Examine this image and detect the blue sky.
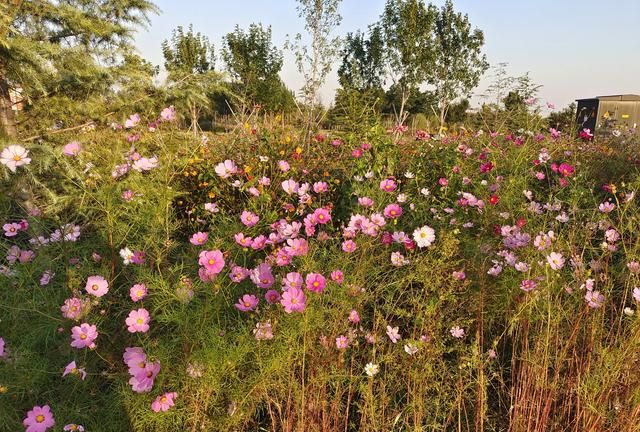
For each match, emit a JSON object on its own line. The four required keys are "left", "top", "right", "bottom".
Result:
{"left": 135, "top": 0, "right": 640, "bottom": 110}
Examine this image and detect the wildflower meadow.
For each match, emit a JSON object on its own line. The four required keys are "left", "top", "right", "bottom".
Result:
{"left": 2, "top": 0, "right": 640, "bottom": 431}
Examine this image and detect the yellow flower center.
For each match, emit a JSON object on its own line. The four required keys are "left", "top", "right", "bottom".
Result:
{"left": 136, "top": 318, "right": 144, "bottom": 324}
{"left": 13, "top": 155, "right": 22, "bottom": 161}
{"left": 80, "top": 334, "right": 87, "bottom": 340}
{"left": 313, "top": 282, "right": 319, "bottom": 287}
{"left": 36, "top": 414, "right": 45, "bottom": 423}
{"left": 92, "top": 284, "right": 99, "bottom": 291}
{"left": 208, "top": 259, "right": 215, "bottom": 265}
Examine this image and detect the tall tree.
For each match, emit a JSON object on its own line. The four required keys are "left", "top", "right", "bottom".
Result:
{"left": 162, "top": 25, "right": 221, "bottom": 134}
{"left": 287, "top": 0, "right": 343, "bottom": 141}
{"left": 0, "top": 0, "right": 157, "bottom": 138}
{"left": 222, "top": 24, "right": 292, "bottom": 112}
{"left": 380, "top": 0, "right": 438, "bottom": 131}
{"left": 337, "top": 26, "right": 384, "bottom": 92}
{"left": 430, "top": 0, "right": 488, "bottom": 130}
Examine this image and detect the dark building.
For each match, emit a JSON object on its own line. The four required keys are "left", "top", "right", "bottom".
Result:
{"left": 575, "top": 94, "right": 640, "bottom": 134}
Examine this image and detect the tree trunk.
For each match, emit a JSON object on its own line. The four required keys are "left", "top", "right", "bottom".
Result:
{"left": 0, "top": 76, "right": 18, "bottom": 138}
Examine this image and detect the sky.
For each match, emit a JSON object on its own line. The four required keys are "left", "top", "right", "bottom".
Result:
{"left": 134, "top": 0, "right": 640, "bottom": 111}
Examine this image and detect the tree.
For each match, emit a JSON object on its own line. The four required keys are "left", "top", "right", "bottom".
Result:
{"left": 221, "top": 24, "right": 292, "bottom": 112}
{"left": 547, "top": 103, "right": 576, "bottom": 133}
{"left": 380, "top": 0, "right": 437, "bottom": 131}
{"left": 0, "top": 0, "right": 158, "bottom": 138}
{"left": 337, "top": 26, "right": 385, "bottom": 92}
{"left": 430, "top": 0, "right": 488, "bottom": 130}
{"left": 287, "top": 0, "right": 343, "bottom": 141}
{"left": 162, "top": 25, "right": 222, "bottom": 134}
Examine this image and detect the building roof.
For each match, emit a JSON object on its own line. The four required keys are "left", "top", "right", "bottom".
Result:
{"left": 576, "top": 94, "right": 640, "bottom": 101}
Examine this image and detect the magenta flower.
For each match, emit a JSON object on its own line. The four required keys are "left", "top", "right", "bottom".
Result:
{"left": 126, "top": 308, "right": 150, "bottom": 333}
{"left": 313, "top": 181, "right": 328, "bottom": 193}
{"left": 85, "top": 275, "right": 109, "bottom": 297}
{"left": 520, "top": 279, "right": 537, "bottom": 292}
{"left": 265, "top": 290, "right": 281, "bottom": 304}
{"left": 336, "top": 335, "right": 349, "bottom": 349}
{"left": 234, "top": 233, "right": 253, "bottom": 248}
{"left": 190, "top": 232, "right": 208, "bottom": 245}
{"left": 330, "top": 270, "right": 344, "bottom": 284}
{"left": 23, "top": 405, "right": 55, "bottom": 432}
{"left": 281, "top": 286, "right": 306, "bottom": 313}
{"left": 240, "top": 210, "right": 259, "bottom": 227}
{"left": 312, "top": 207, "right": 331, "bottom": 224}
{"left": 234, "top": 294, "right": 259, "bottom": 312}
{"left": 129, "top": 284, "right": 148, "bottom": 302}
{"left": 0, "top": 337, "right": 5, "bottom": 357}
{"left": 250, "top": 263, "right": 274, "bottom": 289}
{"left": 285, "top": 238, "right": 309, "bottom": 256}
{"left": 342, "top": 240, "right": 357, "bottom": 253}
{"left": 62, "top": 141, "right": 82, "bottom": 157}
{"left": 558, "top": 163, "right": 575, "bottom": 177}
{"left": 198, "top": 250, "right": 225, "bottom": 274}
{"left": 380, "top": 179, "right": 397, "bottom": 192}
{"left": 70, "top": 323, "right": 98, "bottom": 349}
{"left": 229, "top": 265, "right": 250, "bottom": 283}
{"left": 306, "top": 273, "right": 326, "bottom": 293}
{"left": 151, "top": 392, "right": 177, "bottom": 412}
{"left": 383, "top": 203, "right": 403, "bottom": 219}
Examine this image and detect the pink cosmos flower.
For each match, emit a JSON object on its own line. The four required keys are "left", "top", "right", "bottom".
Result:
{"left": 281, "top": 286, "right": 306, "bottom": 313}
{"left": 633, "top": 287, "right": 640, "bottom": 303}
{"left": 198, "top": 250, "right": 225, "bottom": 274}
{"left": 598, "top": 202, "right": 615, "bottom": 213}
{"left": 129, "top": 284, "right": 148, "bottom": 302}
{"left": 282, "top": 272, "right": 304, "bottom": 290}
{"left": 330, "top": 270, "right": 344, "bottom": 284}
{"left": 151, "top": 392, "right": 177, "bottom": 412}
{"left": 3, "top": 222, "right": 21, "bottom": 237}
{"left": 229, "top": 265, "right": 250, "bottom": 283}
{"left": 160, "top": 105, "right": 176, "bottom": 121}
{"left": 61, "top": 298, "right": 85, "bottom": 320}
{"left": 123, "top": 346, "right": 147, "bottom": 373}
{"left": 62, "top": 360, "right": 87, "bottom": 380}
{"left": 253, "top": 321, "right": 274, "bottom": 340}
{"left": 336, "top": 335, "right": 349, "bottom": 349}
{"left": 450, "top": 326, "right": 465, "bottom": 338}
{"left": 250, "top": 263, "right": 275, "bottom": 288}
{"left": 313, "top": 182, "right": 328, "bottom": 193}
{"left": 284, "top": 238, "right": 309, "bottom": 256}
{"left": 312, "top": 207, "right": 331, "bottom": 224}
{"left": 342, "top": 240, "right": 357, "bottom": 253}
{"left": 547, "top": 252, "right": 565, "bottom": 270}
{"left": 585, "top": 289, "right": 605, "bottom": 308}
{"left": 214, "top": 160, "right": 238, "bottom": 178}
{"left": 70, "top": 323, "right": 98, "bottom": 349}
{"left": 358, "top": 197, "right": 374, "bottom": 207}
{"left": 63, "top": 141, "right": 82, "bottom": 157}
{"left": 23, "top": 405, "right": 55, "bottom": 432}
{"left": 520, "top": 279, "right": 537, "bottom": 292}
{"left": 240, "top": 211, "right": 259, "bottom": 227}
{"left": 132, "top": 156, "right": 159, "bottom": 172}
{"left": 383, "top": 203, "right": 403, "bottom": 219}
{"left": 306, "top": 273, "right": 326, "bottom": 293}
{"left": 126, "top": 308, "right": 150, "bottom": 333}
{"left": 129, "top": 361, "right": 161, "bottom": 393}
{"left": 265, "top": 289, "right": 281, "bottom": 304}
{"left": 348, "top": 310, "right": 360, "bottom": 324}
{"left": 0, "top": 337, "right": 5, "bottom": 357}
{"left": 85, "top": 275, "right": 109, "bottom": 297}
{"left": 386, "top": 325, "right": 401, "bottom": 343}
{"left": 190, "top": 232, "right": 208, "bottom": 245}
{"left": 251, "top": 235, "right": 267, "bottom": 250}
{"left": 1, "top": 145, "right": 31, "bottom": 173}
{"left": 234, "top": 233, "right": 253, "bottom": 248}
{"left": 235, "top": 294, "right": 259, "bottom": 311}
{"left": 557, "top": 163, "right": 574, "bottom": 177}
{"left": 278, "top": 160, "right": 290, "bottom": 172}
{"left": 380, "top": 179, "right": 397, "bottom": 192}
{"left": 282, "top": 179, "right": 299, "bottom": 195}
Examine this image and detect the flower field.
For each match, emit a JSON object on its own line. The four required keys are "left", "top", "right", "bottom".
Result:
{"left": 1, "top": 110, "right": 640, "bottom": 431}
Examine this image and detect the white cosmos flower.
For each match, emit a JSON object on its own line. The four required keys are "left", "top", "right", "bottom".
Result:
{"left": 413, "top": 226, "right": 435, "bottom": 248}
{"left": 364, "top": 362, "right": 379, "bottom": 377}
{"left": 1, "top": 145, "right": 31, "bottom": 172}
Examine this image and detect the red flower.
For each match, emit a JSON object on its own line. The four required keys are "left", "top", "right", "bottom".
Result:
{"left": 489, "top": 195, "right": 500, "bottom": 205}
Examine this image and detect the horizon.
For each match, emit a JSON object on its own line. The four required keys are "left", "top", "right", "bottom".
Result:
{"left": 134, "top": 0, "right": 640, "bottom": 112}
